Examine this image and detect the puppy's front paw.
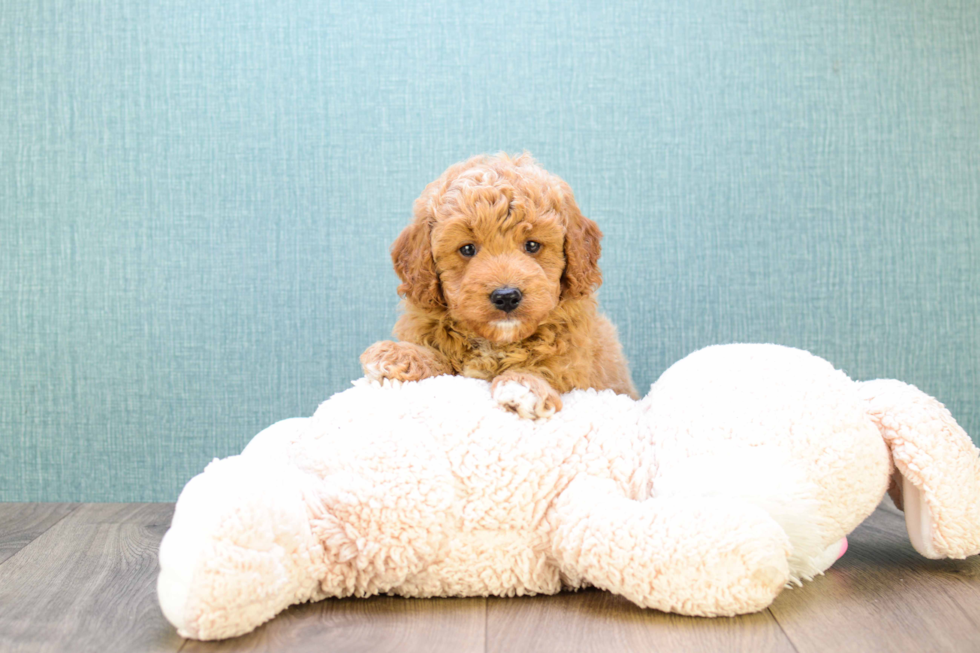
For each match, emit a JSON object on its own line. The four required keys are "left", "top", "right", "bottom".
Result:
{"left": 491, "top": 372, "right": 563, "bottom": 419}
{"left": 360, "top": 341, "right": 450, "bottom": 383}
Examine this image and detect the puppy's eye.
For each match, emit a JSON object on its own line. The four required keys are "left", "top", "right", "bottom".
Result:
{"left": 459, "top": 244, "right": 476, "bottom": 258}
{"left": 524, "top": 240, "right": 541, "bottom": 254}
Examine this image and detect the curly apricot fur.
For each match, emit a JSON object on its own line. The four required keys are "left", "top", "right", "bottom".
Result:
{"left": 361, "top": 341, "right": 453, "bottom": 383}
{"left": 491, "top": 371, "right": 564, "bottom": 417}
{"left": 363, "top": 153, "right": 638, "bottom": 411}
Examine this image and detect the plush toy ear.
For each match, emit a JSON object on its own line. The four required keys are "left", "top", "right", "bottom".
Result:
{"left": 559, "top": 182, "right": 603, "bottom": 300}
{"left": 391, "top": 209, "right": 445, "bottom": 310}
{"left": 860, "top": 379, "right": 980, "bottom": 559}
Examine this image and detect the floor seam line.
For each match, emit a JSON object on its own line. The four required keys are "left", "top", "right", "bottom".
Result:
{"left": 767, "top": 606, "right": 802, "bottom": 653}
{"left": 0, "top": 503, "right": 83, "bottom": 570}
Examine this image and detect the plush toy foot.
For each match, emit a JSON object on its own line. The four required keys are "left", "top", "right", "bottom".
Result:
{"left": 553, "top": 476, "right": 792, "bottom": 616}
{"left": 861, "top": 380, "right": 980, "bottom": 559}
{"left": 807, "top": 537, "right": 848, "bottom": 578}
{"left": 491, "top": 372, "right": 563, "bottom": 419}
{"left": 158, "top": 453, "right": 323, "bottom": 640}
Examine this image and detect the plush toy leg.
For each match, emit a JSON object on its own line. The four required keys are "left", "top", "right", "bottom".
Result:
{"left": 860, "top": 379, "right": 980, "bottom": 559}
{"left": 553, "top": 476, "right": 793, "bottom": 616}
{"left": 158, "top": 453, "right": 323, "bottom": 640}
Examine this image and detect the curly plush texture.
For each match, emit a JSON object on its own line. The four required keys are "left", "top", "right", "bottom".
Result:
{"left": 158, "top": 344, "right": 980, "bottom": 640}
{"left": 361, "top": 153, "right": 637, "bottom": 419}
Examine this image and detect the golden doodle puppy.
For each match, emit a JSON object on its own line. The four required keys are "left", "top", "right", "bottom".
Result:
{"left": 361, "top": 153, "right": 637, "bottom": 418}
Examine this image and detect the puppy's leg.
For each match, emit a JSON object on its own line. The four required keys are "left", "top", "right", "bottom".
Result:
{"left": 491, "top": 370, "right": 563, "bottom": 419}
{"left": 360, "top": 341, "right": 453, "bottom": 383}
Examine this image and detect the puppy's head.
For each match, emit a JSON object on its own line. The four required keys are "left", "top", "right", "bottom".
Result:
{"left": 392, "top": 153, "right": 602, "bottom": 344}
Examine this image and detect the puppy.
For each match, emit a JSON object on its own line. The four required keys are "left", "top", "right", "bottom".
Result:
{"left": 361, "top": 153, "right": 637, "bottom": 418}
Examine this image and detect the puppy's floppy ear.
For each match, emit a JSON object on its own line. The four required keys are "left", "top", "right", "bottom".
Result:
{"left": 391, "top": 216, "right": 445, "bottom": 309}
{"left": 559, "top": 182, "right": 603, "bottom": 299}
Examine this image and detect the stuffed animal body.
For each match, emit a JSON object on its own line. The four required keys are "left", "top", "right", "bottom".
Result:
{"left": 158, "top": 344, "right": 980, "bottom": 640}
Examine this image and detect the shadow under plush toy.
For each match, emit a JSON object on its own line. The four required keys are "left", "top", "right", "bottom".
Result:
{"left": 158, "top": 344, "right": 980, "bottom": 640}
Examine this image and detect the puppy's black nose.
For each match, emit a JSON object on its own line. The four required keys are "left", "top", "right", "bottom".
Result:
{"left": 490, "top": 287, "right": 522, "bottom": 313}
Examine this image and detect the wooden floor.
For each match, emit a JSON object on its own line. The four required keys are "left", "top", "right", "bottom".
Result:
{"left": 0, "top": 502, "right": 978, "bottom": 652}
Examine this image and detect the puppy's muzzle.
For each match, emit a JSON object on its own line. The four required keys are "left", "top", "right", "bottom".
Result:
{"left": 489, "top": 287, "right": 522, "bottom": 313}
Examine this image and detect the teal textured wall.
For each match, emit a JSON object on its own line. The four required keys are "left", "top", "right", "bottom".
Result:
{"left": 2, "top": 1, "right": 978, "bottom": 501}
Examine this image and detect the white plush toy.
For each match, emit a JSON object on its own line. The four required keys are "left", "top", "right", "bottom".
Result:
{"left": 158, "top": 344, "right": 980, "bottom": 640}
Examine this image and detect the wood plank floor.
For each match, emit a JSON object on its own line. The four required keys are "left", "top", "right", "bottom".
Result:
{"left": 0, "top": 502, "right": 977, "bottom": 652}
